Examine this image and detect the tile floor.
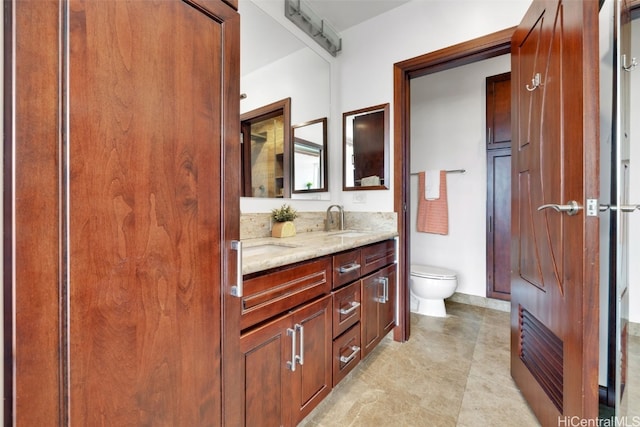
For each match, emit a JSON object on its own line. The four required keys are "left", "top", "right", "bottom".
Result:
{"left": 299, "top": 301, "right": 640, "bottom": 427}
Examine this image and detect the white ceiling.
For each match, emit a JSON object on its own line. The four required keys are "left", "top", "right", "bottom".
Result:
{"left": 305, "top": 0, "right": 410, "bottom": 33}
{"left": 240, "top": 0, "right": 410, "bottom": 76}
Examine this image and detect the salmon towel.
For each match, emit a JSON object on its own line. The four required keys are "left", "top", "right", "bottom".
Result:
{"left": 417, "top": 171, "right": 448, "bottom": 235}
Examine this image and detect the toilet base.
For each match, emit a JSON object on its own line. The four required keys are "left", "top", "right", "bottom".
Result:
{"left": 411, "top": 294, "right": 447, "bottom": 317}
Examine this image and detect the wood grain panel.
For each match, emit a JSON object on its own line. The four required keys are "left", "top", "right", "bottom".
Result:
{"left": 9, "top": 0, "right": 239, "bottom": 424}
{"left": 11, "top": 0, "right": 63, "bottom": 424}
{"left": 67, "top": 1, "right": 226, "bottom": 424}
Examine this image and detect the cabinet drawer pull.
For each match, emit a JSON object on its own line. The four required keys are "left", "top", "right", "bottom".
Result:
{"left": 286, "top": 327, "right": 297, "bottom": 372}
{"left": 338, "top": 263, "right": 360, "bottom": 274}
{"left": 339, "top": 346, "right": 360, "bottom": 364}
{"left": 338, "top": 301, "right": 360, "bottom": 315}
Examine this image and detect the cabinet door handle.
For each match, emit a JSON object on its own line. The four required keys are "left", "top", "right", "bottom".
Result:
{"left": 287, "top": 327, "right": 297, "bottom": 372}
{"left": 338, "top": 263, "right": 361, "bottom": 274}
{"left": 295, "top": 324, "right": 304, "bottom": 366}
{"left": 383, "top": 277, "right": 389, "bottom": 302}
{"left": 339, "top": 346, "right": 360, "bottom": 364}
{"left": 338, "top": 301, "right": 361, "bottom": 315}
{"left": 376, "top": 277, "right": 389, "bottom": 303}
{"left": 230, "top": 240, "right": 243, "bottom": 297}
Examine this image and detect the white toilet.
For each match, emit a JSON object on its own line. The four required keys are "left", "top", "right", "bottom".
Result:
{"left": 410, "top": 264, "right": 458, "bottom": 317}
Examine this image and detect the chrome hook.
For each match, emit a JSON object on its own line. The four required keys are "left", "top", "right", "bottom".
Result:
{"left": 622, "top": 54, "right": 637, "bottom": 72}
{"left": 526, "top": 73, "right": 542, "bottom": 92}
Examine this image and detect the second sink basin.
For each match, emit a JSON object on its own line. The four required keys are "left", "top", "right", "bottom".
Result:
{"left": 330, "top": 230, "right": 371, "bottom": 238}
{"left": 243, "top": 243, "right": 298, "bottom": 256}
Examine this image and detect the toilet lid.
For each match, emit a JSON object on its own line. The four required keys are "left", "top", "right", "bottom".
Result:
{"left": 410, "top": 264, "right": 457, "bottom": 280}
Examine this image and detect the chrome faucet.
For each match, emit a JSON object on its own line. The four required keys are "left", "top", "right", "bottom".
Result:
{"left": 325, "top": 205, "right": 345, "bottom": 231}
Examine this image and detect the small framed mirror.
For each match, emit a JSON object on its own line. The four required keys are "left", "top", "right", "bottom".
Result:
{"left": 343, "top": 103, "right": 390, "bottom": 190}
{"left": 292, "top": 117, "right": 327, "bottom": 193}
{"left": 241, "top": 98, "right": 291, "bottom": 198}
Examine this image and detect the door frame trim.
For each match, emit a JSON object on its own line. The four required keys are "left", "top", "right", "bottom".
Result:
{"left": 392, "top": 28, "right": 514, "bottom": 341}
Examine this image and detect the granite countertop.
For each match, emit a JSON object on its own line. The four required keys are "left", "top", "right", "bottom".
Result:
{"left": 242, "top": 229, "right": 398, "bottom": 275}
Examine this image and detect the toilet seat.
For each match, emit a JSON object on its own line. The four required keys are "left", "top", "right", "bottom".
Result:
{"left": 410, "top": 264, "right": 456, "bottom": 280}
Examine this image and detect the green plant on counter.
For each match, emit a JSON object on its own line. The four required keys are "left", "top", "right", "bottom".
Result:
{"left": 271, "top": 204, "right": 298, "bottom": 222}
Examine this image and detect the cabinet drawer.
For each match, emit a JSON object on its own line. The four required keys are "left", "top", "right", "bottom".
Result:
{"left": 332, "top": 281, "right": 361, "bottom": 338}
{"left": 332, "top": 248, "right": 361, "bottom": 289}
{"left": 332, "top": 324, "right": 361, "bottom": 387}
{"left": 241, "top": 257, "right": 332, "bottom": 331}
{"left": 361, "top": 239, "right": 395, "bottom": 275}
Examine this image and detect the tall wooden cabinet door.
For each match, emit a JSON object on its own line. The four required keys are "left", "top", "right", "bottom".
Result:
{"left": 380, "top": 264, "right": 397, "bottom": 335}
{"left": 7, "top": 0, "right": 240, "bottom": 424}
{"left": 291, "top": 295, "right": 333, "bottom": 424}
{"left": 486, "top": 72, "right": 512, "bottom": 149}
{"left": 486, "top": 148, "right": 512, "bottom": 300}
{"left": 240, "top": 315, "right": 294, "bottom": 427}
{"left": 360, "top": 275, "right": 380, "bottom": 358}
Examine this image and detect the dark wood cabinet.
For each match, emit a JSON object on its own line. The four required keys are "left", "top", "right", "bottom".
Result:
{"left": 487, "top": 148, "right": 512, "bottom": 300}
{"left": 486, "top": 72, "right": 512, "bottom": 149}
{"left": 238, "top": 238, "right": 396, "bottom": 425}
{"left": 240, "top": 295, "right": 332, "bottom": 427}
{"left": 361, "top": 263, "right": 397, "bottom": 359}
{"left": 8, "top": 0, "right": 240, "bottom": 424}
{"left": 486, "top": 72, "right": 512, "bottom": 300}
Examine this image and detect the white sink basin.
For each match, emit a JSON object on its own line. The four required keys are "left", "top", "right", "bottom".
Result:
{"left": 243, "top": 243, "right": 298, "bottom": 256}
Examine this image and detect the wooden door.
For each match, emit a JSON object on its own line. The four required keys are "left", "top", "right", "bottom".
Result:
{"left": 486, "top": 72, "right": 512, "bottom": 150}
{"left": 360, "top": 265, "right": 395, "bottom": 359}
{"left": 291, "top": 295, "right": 332, "bottom": 424}
{"left": 380, "top": 264, "right": 397, "bottom": 336}
{"left": 6, "top": 0, "right": 239, "bottom": 424}
{"left": 510, "top": 0, "right": 600, "bottom": 424}
{"left": 361, "top": 274, "right": 381, "bottom": 359}
{"left": 240, "top": 315, "right": 294, "bottom": 427}
{"left": 487, "top": 148, "right": 512, "bottom": 300}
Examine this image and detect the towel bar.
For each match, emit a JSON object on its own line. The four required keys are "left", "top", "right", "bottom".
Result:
{"left": 410, "top": 169, "right": 465, "bottom": 175}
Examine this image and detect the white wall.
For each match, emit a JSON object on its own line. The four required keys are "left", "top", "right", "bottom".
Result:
{"left": 241, "top": 0, "right": 531, "bottom": 214}
{"left": 409, "top": 55, "right": 510, "bottom": 298}
{"left": 240, "top": 0, "right": 337, "bottom": 213}
{"left": 337, "top": 0, "right": 531, "bottom": 212}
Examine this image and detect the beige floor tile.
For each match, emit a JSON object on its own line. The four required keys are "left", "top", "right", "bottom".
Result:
{"left": 299, "top": 302, "right": 638, "bottom": 426}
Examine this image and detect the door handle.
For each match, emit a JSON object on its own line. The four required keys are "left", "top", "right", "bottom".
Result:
{"left": 230, "top": 240, "right": 243, "bottom": 297}
{"left": 537, "top": 200, "right": 582, "bottom": 216}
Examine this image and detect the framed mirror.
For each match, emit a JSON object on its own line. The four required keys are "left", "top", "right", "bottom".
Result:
{"left": 343, "top": 103, "right": 390, "bottom": 190}
{"left": 239, "top": 0, "right": 331, "bottom": 199}
{"left": 292, "top": 118, "right": 327, "bottom": 193}
{"left": 241, "top": 98, "right": 291, "bottom": 198}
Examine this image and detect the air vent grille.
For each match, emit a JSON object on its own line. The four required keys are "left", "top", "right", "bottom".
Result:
{"left": 519, "top": 307, "right": 564, "bottom": 412}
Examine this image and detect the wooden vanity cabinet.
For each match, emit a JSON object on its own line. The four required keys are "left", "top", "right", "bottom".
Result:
{"left": 239, "top": 238, "right": 396, "bottom": 425}
{"left": 361, "top": 263, "right": 397, "bottom": 359}
{"left": 330, "top": 239, "right": 396, "bottom": 385}
{"left": 240, "top": 295, "right": 332, "bottom": 427}
{"left": 331, "top": 280, "right": 362, "bottom": 387}
{"left": 240, "top": 257, "right": 332, "bottom": 330}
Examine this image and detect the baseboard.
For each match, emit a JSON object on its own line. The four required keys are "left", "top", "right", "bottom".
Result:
{"left": 448, "top": 292, "right": 509, "bottom": 313}
{"left": 448, "top": 293, "right": 640, "bottom": 337}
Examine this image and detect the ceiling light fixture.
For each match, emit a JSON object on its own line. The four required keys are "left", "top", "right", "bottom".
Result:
{"left": 284, "top": 0, "right": 342, "bottom": 57}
